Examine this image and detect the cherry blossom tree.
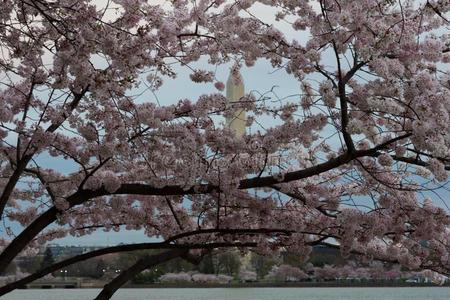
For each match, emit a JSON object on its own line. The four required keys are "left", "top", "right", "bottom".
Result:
{"left": 239, "top": 269, "right": 258, "bottom": 282}
{"left": 384, "top": 267, "right": 402, "bottom": 281}
{"left": 0, "top": 0, "right": 449, "bottom": 299}
{"left": 159, "top": 271, "right": 233, "bottom": 284}
{"left": 265, "top": 264, "right": 308, "bottom": 282}
{"left": 314, "top": 264, "right": 340, "bottom": 281}
{"left": 159, "top": 272, "right": 193, "bottom": 283}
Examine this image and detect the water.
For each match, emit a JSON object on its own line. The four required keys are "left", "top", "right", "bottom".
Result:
{"left": 2, "top": 287, "right": 449, "bottom": 300}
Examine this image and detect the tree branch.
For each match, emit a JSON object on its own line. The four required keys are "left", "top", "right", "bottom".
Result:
{"left": 94, "top": 249, "right": 187, "bottom": 300}
{"left": 0, "top": 87, "right": 88, "bottom": 219}
{"left": 0, "top": 242, "right": 256, "bottom": 296}
{"left": 0, "top": 133, "right": 412, "bottom": 274}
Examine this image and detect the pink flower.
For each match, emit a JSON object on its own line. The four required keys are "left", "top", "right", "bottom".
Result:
{"left": 378, "top": 153, "right": 393, "bottom": 166}
{"left": 190, "top": 69, "right": 214, "bottom": 83}
{"left": 214, "top": 81, "right": 225, "bottom": 91}
{"left": 100, "top": 171, "right": 121, "bottom": 193}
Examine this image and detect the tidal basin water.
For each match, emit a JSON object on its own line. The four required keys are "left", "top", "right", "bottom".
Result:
{"left": 2, "top": 287, "right": 449, "bottom": 300}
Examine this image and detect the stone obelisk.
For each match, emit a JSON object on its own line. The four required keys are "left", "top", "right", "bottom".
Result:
{"left": 226, "top": 71, "right": 246, "bottom": 137}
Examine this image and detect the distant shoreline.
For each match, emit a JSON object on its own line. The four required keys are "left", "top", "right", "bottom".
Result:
{"left": 17, "top": 280, "right": 450, "bottom": 289}
{"left": 18, "top": 284, "right": 450, "bottom": 290}
{"left": 125, "top": 282, "right": 449, "bottom": 289}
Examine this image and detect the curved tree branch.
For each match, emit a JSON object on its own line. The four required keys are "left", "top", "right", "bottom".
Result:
{"left": 94, "top": 249, "right": 187, "bottom": 300}
{"left": 0, "top": 87, "right": 88, "bottom": 219}
{"left": 0, "top": 133, "right": 412, "bottom": 274}
{"left": 0, "top": 242, "right": 256, "bottom": 296}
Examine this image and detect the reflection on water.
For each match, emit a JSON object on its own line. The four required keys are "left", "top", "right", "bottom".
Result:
{"left": 2, "top": 287, "right": 450, "bottom": 300}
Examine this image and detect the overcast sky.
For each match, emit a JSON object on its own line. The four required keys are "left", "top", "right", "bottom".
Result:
{"left": 3, "top": 1, "right": 449, "bottom": 247}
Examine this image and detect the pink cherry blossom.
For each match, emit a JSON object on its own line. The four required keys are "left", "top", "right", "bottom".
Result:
{"left": 0, "top": 1, "right": 449, "bottom": 298}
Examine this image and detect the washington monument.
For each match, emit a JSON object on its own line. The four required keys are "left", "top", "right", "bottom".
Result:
{"left": 226, "top": 71, "right": 246, "bottom": 137}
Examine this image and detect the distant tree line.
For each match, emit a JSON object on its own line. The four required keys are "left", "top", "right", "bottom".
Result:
{"left": 8, "top": 245, "right": 387, "bottom": 282}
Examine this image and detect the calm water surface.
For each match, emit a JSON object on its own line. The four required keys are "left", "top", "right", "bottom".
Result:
{"left": 2, "top": 287, "right": 449, "bottom": 300}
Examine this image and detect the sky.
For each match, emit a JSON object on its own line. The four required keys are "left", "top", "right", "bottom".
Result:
{"left": 1, "top": 1, "right": 307, "bottom": 246}
{"left": 52, "top": 58, "right": 304, "bottom": 246}
{"left": 2, "top": 0, "right": 449, "bottom": 247}
{"left": 38, "top": 56, "right": 450, "bottom": 246}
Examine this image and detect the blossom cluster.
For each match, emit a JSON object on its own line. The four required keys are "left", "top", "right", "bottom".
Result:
{"left": 0, "top": 0, "right": 448, "bottom": 287}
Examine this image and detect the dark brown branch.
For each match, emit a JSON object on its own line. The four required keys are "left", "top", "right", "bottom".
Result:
{"left": 164, "top": 228, "right": 294, "bottom": 243}
{"left": 0, "top": 242, "right": 256, "bottom": 296}
{"left": 392, "top": 155, "right": 450, "bottom": 171}
{"left": 0, "top": 133, "right": 412, "bottom": 274}
{"left": 426, "top": 1, "right": 450, "bottom": 23}
{"left": 0, "top": 87, "right": 88, "bottom": 219}
{"left": 0, "top": 208, "right": 59, "bottom": 273}
{"left": 271, "top": 185, "right": 337, "bottom": 218}
{"left": 94, "top": 249, "right": 186, "bottom": 300}
{"left": 24, "top": 167, "right": 57, "bottom": 202}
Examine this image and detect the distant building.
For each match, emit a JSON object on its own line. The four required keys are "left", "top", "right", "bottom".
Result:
{"left": 40, "top": 244, "right": 103, "bottom": 258}
{"left": 226, "top": 71, "right": 246, "bottom": 137}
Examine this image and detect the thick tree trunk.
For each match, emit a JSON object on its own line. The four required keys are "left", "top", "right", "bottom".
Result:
{"left": 94, "top": 249, "right": 187, "bottom": 300}
{"left": 0, "top": 188, "right": 106, "bottom": 274}
{"left": 0, "top": 208, "right": 58, "bottom": 274}
{"left": 0, "top": 155, "right": 33, "bottom": 219}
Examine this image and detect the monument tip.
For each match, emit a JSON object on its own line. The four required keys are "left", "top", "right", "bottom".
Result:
{"left": 227, "top": 68, "right": 244, "bottom": 87}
